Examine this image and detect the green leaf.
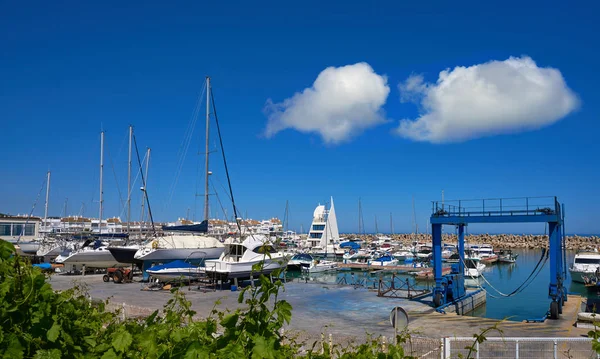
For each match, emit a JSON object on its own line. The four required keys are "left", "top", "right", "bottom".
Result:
{"left": 111, "top": 330, "right": 133, "bottom": 353}
{"left": 47, "top": 322, "right": 60, "bottom": 343}
{"left": 100, "top": 349, "right": 118, "bottom": 359}
{"left": 221, "top": 313, "right": 239, "bottom": 329}
{"left": 33, "top": 349, "right": 62, "bottom": 359}
{"left": 252, "top": 335, "right": 276, "bottom": 359}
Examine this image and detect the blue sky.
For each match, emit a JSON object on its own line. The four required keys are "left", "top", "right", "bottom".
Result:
{"left": 1, "top": 1, "right": 599, "bottom": 234}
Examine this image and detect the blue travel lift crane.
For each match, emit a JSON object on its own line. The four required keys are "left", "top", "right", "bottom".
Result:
{"left": 430, "top": 197, "right": 567, "bottom": 319}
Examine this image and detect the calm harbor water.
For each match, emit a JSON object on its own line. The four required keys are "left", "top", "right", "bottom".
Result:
{"left": 290, "top": 249, "right": 590, "bottom": 322}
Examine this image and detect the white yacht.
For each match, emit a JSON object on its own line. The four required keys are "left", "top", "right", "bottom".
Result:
{"left": 134, "top": 234, "right": 224, "bottom": 263}
{"left": 287, "top": 253, "right": 313, "bottom": 271}
{"left": 204, "top": 234, "right": 285, "bottom": 281}
{"left": 369, "top": 254, "right": 398, "bottom": 266}
{"left": 392, "top": 249, "right": 414, "bottom": 261}
{"left": 305, "top": 197, "right": 343, "bottom": 258}
{"left": 302, "top": 258, "right": 338, "bottom": 273}
{"left": 569, "top": 251, "right": 600, "bottom": 283}
{"left": 464, "top": 257, "right": 486, "bottom": 278}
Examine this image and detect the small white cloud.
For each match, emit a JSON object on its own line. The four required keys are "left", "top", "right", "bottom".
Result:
{"left": 395, "top": 56, "right": 580, "bottom": 143}
{"left": 264, "top": 62, "right": 390, "bottom": 144}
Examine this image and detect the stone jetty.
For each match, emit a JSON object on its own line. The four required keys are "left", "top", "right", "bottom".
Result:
{"left": 342, "top": 233, "right": 600, "bottom": 251}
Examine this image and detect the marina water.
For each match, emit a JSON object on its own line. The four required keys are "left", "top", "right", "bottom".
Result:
{"left": 292, "top": 249, "right": 588, "bottom": 322}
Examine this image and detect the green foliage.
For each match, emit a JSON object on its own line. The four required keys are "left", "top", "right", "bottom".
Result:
{"left": 0, "top": 239, "right": 486, "bottom": 358}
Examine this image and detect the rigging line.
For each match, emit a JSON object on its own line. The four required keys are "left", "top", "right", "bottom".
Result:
{"left": 211, "top": 90, "right": 241, "bottom": 235}
{"left": 106, "top": 143, "right": 125, "bottom": 209}
{"left": 133, "top": 134, "right": 156, "bottom": 236}
{"left": 16, "top": 176, "right": 47, "bottom": 243}
{"left": 210, "top": 172, "right": 244, "bottom": 225}
{"left": 166, "top": 80, "right": 207, "bottom": 209}
{"left": 209, "top": 178, "right": 229, "bottom": 225}
{"left": 117, "top": 151, "right": 148, "bottom": 219}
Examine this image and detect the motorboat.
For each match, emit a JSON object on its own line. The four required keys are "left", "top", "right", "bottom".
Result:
{"left": 497, "top": 249, "right": 519, "bottom": 264}
{"left": 416, "top": 246, "right": 433, "bottom": 259}
{"left": 464, "top": 257, "right": 486, "bottom": 278}
{"left": 392, "top": 249, "right": 414, "bottom": 261}
{"left": 569, "top": 251, "right": 600, "bottom": 283}
{"left": 146, "top": 260, "right": 205, "bottom": 282}
{"left": 370, "top": 254, "right": 398, "bottom": 266}
{"left": 287, "top": 253, "right": 313, "bottom": 271}
{"left": 204, "top": 234, "right": 285, "bottom": 281}
{"left": 134, "top": 234, "right": 224, "bottom": 263}
{"left": 55, "top": 240, "right": 124, "bottom": 270}
{"left": 302, "top": 258, "right": 338, "bottom": 273}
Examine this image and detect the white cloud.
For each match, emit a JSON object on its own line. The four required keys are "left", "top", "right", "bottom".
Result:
{"left": 264, "top": 62, "right": 390, "bottom": 144}
{"left": 395, "top": 56, "right": 580, "bottom": 143}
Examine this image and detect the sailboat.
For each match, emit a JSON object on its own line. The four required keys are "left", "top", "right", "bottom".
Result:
{"left": 134, "top": 78, "right": 224, "bottom": 274}
{"left": 306, "top": 197, "right": 342, "bottom": 258}
{"left": 57, "top": 131, "right": 123, "bottom": 270}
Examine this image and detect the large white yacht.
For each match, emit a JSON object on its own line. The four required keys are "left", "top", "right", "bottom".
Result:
{"left": 569, "top": 251, "right": 600, "bottom": 283}
{"left": 305, "top": 197, "right": 343, "bottom": 258}
{"left": 204, "top": 234, "right": 285, "bottom": 281}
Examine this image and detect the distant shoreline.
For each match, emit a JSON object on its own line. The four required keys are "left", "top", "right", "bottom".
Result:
{"left": 340, "top": 233, "right": 600, "bottom": 251}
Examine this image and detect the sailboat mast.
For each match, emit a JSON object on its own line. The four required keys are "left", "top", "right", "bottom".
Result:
{"left": 127, "top": 125, "right": 132, "bottom": 234}
{"left": 140, "top": 147, "right": 150, "bottom": 236}
{"left": 390, "top": 212, "right": 393, "bottom": 235}
{"left": 358, "top": 198, "right": 362, "bottom": 234}
{"left": 204, "top": 76, "right": 211, "bottom": 222}
{"left": 43, "top": 171, "right": 50, "bottom": 231}
{"left": 375, "top": 215, "right": 379, "bottom": 234}
{"left": 99, "top": 131, "right": 104, "bottom": 235}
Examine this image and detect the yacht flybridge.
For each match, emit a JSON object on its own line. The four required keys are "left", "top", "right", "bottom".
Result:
{"left": 306, "top": 197, "right": 343, "bottom": 258}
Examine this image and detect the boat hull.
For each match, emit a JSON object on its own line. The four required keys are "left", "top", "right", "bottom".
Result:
{"left": 146, "top": 268, "right": 206, "bottom": 282}
{"left": 204, "top": 258, "right": 283, "bottom": 281}
{"left": 570, "top": 268, "right": 593, "bottom": 283}
{"left": 108, "top": 247, "right": 143, "bottom": 268}
{"left": 57, "top": 250, "right": 124, "bottom": 269}
{"left": 135, "top": 247, "right": 224, "bottom": 262}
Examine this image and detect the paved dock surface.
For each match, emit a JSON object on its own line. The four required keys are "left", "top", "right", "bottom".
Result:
{"left": 49, "top": 273, "right": 588, "bottom": 342}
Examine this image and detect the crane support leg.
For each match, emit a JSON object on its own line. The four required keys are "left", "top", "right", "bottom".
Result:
{"left": 548, "top": 221, "right": 565, "bottom": 319}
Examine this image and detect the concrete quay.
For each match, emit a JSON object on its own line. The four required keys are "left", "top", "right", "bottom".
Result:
{"left": 48, "top": 273, "right": 589, "bottom": 342}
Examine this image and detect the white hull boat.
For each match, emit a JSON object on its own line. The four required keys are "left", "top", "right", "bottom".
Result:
{"left": 205, "top": 235, "right": 285, "bottom": 281}
{"left": 570, "top": 251, "right": 600, "bottom": 283}
{"left": 464, "top": 258, "right": 486, "bottom": 278}
{"left": 146, "top": 260, "right": 205, "bottom": 281}
{"left": 287, "top": 253, "right": 313, "bottom": 271}
{"left": 56, "top": 245, "right": 124, "bottom": 270}
{"left": 302, "top": 259, "right": 338, "bottom": 273}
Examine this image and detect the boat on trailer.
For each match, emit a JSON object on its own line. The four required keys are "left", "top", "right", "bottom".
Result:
{"left": 146, "top": 260, "right": 205, "bottom": 282}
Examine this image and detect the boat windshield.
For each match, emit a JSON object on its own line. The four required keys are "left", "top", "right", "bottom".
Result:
{"left": 292, "top": 253, "right": 313, "bottom": 261}
{"left": 575, "top": 258, "right": 600, "bottom": 264}
{"left": 253, "top": 245, "right": 277, "bottom": 254}
{"left": 465, "top": 259, "right": 478, "bottom": 269}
